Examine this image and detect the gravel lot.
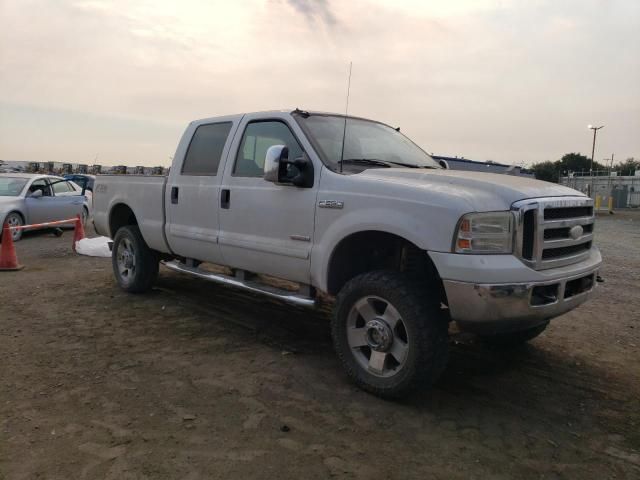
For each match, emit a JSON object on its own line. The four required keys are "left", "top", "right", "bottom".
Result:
{"left": 1, "top": 212, "right": 639, "bottom": 479}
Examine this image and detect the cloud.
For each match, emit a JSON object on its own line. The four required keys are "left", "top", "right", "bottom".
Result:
{"left": 285, "top": 0, "right": 337, "bottom": 26}
{"left": 0, "top": 0, "right": 637, "bottom": 166}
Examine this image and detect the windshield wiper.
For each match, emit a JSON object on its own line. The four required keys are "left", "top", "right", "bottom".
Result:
{"left": 341, "top": 158, "right": 438, "bottom": 169}
{"left": 339, "top": 158, "right": 393, "bottom": 168}
{"left": 384, "top": 161, "right": 437, "bottom": 169}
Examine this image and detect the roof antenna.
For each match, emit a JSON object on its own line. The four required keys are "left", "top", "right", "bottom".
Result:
{"left": 339, "top": 61, "right": 352, "bottom": 174}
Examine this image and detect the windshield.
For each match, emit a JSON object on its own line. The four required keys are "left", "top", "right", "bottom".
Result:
{"left": 294, "top": 114, "right": 440, "bottom": 171}
{"left": 0, "top": 177, "right": 28, "bottom": 197}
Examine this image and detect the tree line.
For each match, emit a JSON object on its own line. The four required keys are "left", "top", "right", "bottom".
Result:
{"left": 530, "top": 153, "right": 639, "bottom": 183}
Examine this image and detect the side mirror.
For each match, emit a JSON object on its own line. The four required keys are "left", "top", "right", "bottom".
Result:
{"left": 438, "top": 159, "right": 450, "bottom": 169}
{"left": 28, "top": 189, "right": 43, "bottom": 199}
{"left": 264, "top": 145, "right": 287, "bottom": 183}
{"left": 264, "top": 145, "right": 314, "bottom": 188}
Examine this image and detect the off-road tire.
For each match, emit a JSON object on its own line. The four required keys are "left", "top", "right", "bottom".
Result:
{"left": 331, "top": 270, "right": 449, "bottom": 399}
{"left": 112, "top": 225, "right": 159, "bottom": 293}
{"left": 480, "top": 321, "right": 549, "bottom": 349}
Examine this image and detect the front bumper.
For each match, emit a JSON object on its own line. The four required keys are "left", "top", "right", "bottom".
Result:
{"left": 433, "top": 248, "right": 602, "bottom": 335}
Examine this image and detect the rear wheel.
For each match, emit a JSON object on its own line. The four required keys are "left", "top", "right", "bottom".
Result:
{"left": 480, "top": 322, "right": 549, "bottom": 349}
{"left": 112, "top": 225, "right": 159, "bottom": 293}
{"left": 3, "top": 212, "right": 24, "bottom": 242}
{"left": 331, "top": 271, "right": 449, "bottom": 399}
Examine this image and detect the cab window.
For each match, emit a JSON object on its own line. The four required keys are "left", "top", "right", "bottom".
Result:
{"left": 234, "top": 121, "right": 303, "bottom": 177}
{"left": 182, "top": 122, "right": 233, "bottom": 176}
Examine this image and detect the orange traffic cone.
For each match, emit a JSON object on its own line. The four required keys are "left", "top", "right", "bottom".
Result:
{"left": 72, "top": 214, "right": 86, "bottom": 253}
{"left": 0, "top": 223, "right": 24, "bottom": 271}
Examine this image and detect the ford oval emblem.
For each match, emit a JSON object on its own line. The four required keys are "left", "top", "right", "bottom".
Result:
{"left": 569, "top": 225, "right": 584, "bottom": 240}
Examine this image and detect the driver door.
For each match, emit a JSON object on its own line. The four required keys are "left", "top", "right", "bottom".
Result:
{"left": 24, "top": 178, "right": 54, "bottom": 224}
{"left": 218, "top": 113, "right": 319, "bottom": 284}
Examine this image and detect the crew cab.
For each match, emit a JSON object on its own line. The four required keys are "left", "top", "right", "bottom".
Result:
{"left": 93, "top": 109, "right": 601, "bottom": 398}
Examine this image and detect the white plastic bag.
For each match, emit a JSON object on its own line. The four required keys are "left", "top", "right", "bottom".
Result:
{"left": 76, "top": 236, "right": 112, "bottom": 258}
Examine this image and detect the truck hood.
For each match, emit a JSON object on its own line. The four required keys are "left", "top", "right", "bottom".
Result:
{"left": 358, "top": 168, "right": 585, "bottom": 211}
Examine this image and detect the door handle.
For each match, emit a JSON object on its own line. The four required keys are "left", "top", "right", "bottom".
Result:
{"left": 221, "top": 189, "right": 230, "bottom": 209}
{"left": 171, "top": 186, "right": 179, "bottom": 204}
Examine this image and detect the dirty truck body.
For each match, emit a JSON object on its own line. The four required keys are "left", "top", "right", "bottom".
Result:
{"left": 93, "top": 110, "right": 601, "bottom": 398}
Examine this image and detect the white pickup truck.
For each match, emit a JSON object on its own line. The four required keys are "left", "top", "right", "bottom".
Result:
{"left": 93, "top": 109, "right": 601, "bottom": 398}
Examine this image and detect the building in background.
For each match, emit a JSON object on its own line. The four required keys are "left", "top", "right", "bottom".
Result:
{"left": 0, "top": 160, "right": 167, "bottom": 176}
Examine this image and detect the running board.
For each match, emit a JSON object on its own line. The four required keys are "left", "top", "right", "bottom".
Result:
{"left": 162, "top": 260, "right": 316, "bottom": 308}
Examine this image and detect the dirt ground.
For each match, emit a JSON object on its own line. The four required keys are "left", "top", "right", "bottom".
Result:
{"left": 1, "top": 211, "right": 639, "bottom": 480}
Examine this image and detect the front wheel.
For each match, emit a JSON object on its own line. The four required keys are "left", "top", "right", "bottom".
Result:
{"left": 4, "top": 212, "right": 24, "bottom": 242}
{"left": 112, "top": 225, "right": 159, "bottom": 293}
{"left": 331, "top": 271, "right": 449, "bottom": 399}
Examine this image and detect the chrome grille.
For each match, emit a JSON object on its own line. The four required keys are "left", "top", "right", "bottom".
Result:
{"left": 512, "top": 197, "right": 595, "bottom": 270}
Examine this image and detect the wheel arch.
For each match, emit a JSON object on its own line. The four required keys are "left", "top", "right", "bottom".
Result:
{"left": 3, "top": 209, "right": 26, "bottom": 223}
{"left": 324, "top": 230, "right": 447, "bottom": 303}
{"left": 108, "top": 203, "right": 138, "bottom": 238}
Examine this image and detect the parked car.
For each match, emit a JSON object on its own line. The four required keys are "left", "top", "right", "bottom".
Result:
{"left": 0, "top": 174, "right": 91, "bottom": 241}
{"left": 93, "top": 109, "right": 601, "bottom": 398}
{"left": 63, "top": 174, "right": 96, "bottom": 192}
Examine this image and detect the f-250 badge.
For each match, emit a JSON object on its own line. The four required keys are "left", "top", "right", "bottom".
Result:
{"left": 318, "top": 200, "right": 344, "bottom": 209}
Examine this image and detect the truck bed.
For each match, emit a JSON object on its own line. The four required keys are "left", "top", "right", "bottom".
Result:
{"left": 93, "top": 175, "right": 171, "bottom": 253}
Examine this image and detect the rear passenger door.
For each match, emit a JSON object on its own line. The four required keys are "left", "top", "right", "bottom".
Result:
{"left": 164, "top": 116, "right": 240, "bottom": 263}
{"left": 48, "top": 178, "right": 84, "bottom": 220}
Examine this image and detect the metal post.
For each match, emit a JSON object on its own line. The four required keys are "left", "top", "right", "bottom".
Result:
{"left": 604, "top": 154, "right": 615, "bottom": 211}
{"left": 588, "top": 125, "right": 604, "bottom": 199}
{"left": 590, "top": 129, "right": 597, "bottom": 172}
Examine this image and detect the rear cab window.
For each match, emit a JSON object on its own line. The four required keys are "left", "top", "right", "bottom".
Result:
{"left": 182, "top": 122, "right": 233, "bottom": 176}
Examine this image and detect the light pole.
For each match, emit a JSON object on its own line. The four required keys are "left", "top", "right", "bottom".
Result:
{"left": 588, "top": 124, "right": 604, "bottom": 198}
{"left": 588, "top": 125, "right": 604, "bottom": 174}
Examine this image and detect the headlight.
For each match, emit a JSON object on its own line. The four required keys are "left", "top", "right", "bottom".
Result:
{"left": 453, "top": 211, "right": 514, "bottom": 254}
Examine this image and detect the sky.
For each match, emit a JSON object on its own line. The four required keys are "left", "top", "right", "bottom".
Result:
{"left": 1, "top": 0, "right": 638, "bottom": 167}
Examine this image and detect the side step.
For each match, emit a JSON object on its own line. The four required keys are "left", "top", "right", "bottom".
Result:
{"left": 162, "top": 260, "right": 316, "bottom": 308}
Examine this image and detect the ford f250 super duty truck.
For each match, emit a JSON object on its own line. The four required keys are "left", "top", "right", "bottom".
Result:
{"left": 93, "top": 109, "right": 601, "bottom": 398}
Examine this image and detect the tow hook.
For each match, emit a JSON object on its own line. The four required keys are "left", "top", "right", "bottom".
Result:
{"left": 596, "top": 275, "right": 605, "bottom": 283}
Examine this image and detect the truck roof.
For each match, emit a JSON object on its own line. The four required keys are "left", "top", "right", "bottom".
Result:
{"left": 191, "top": 110, "right": 288, "bottom": 126}
{"left": 191, "top": 109, "right": 394, "bottom": 129}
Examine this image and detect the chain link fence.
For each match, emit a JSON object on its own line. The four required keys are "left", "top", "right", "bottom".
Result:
{"left": 560, "top": 173, "right": 640, "bottom": 209}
